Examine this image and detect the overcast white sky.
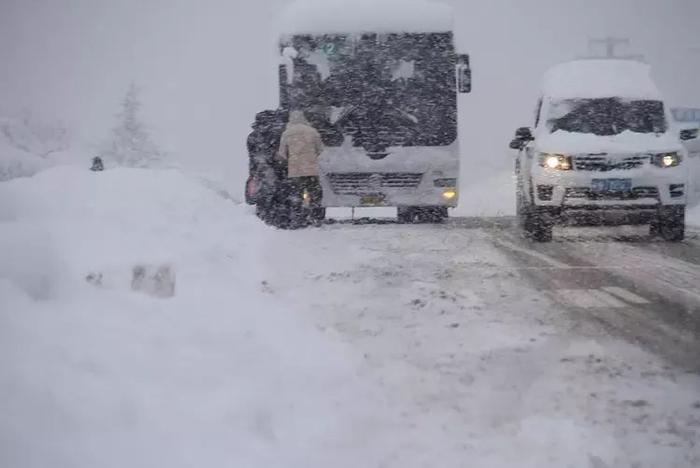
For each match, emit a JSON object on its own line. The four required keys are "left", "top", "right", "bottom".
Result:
{"left": 1, "top": 0, "right": 699, "bottom": 183}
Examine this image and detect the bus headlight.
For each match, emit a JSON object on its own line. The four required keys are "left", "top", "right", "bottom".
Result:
{"left": 442, "top": 189, "right": 457, "bottom": 200}
{"left": 539, "top": 153, "right": 572, "bottom": 170}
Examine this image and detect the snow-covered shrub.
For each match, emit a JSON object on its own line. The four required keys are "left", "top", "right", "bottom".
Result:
{"left": 0, "top": 113, "right": 70, "bottom": 159}
{"left": 0, "top": 139, "right": 47, "bottom": 182}
{"left": 102, "top": 84, "right": 165, "bottom": 168}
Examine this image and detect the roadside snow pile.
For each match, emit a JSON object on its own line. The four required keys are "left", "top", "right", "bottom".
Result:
{"left": 279, "top": 0, "right": 454, "bottom": 35}
{"left": 542, "top": 60, "right": 662, "bottom": 100}
{"left": 0, "top": 166, "right": 378, "bottom": 468}
{"left": 0, "top": 166, "right": 264, "bottom": 291}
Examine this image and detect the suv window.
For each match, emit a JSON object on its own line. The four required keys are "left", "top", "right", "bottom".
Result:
{"left": 548, "top": 98, "right": 667, "bottom": 136}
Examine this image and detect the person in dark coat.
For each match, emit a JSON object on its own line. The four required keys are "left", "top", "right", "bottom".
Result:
{"left": 246, "top": 110, "right": 290, "bottom": 227}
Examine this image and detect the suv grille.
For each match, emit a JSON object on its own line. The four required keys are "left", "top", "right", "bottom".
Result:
{"left": 566, "top": 187, "right": 659, "bottom": 200}
{"left": 328, "top": 173, "right": 423, "bottom": 195}
{"left": 573, "top": 155, "right": 648, "bottom": 171}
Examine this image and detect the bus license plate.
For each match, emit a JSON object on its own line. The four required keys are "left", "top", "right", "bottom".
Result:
{"left": 361, "top": 194, "right": 385, "bottom": 206}
{"left": 591, "top": 178, "right": 632, "bottom": 194}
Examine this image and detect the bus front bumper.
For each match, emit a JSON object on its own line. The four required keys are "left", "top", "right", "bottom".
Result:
{"left": 320, "top": 178, "right": 459, "bottom": 208}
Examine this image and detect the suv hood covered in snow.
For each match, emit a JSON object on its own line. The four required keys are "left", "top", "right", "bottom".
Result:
{"left": 536, "top": 130, "right": 683, "bottom": 155}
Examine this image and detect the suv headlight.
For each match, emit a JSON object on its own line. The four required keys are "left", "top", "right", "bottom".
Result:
{"left": 539, "top": 153, "right": 572, "bottom": 171}
{"left": 652, "top": 152, "right": 681, "bottom": 168}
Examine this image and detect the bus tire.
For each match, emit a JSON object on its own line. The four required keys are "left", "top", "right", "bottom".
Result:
{"left": 398, "top": 207, "right": 448, "bottom": 224}
{"left": 310, "top": 208, "right": 326, "bottom": 222}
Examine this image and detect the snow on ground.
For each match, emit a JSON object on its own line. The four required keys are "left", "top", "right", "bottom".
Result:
{"left": 1, "top": 166, "right": 699, "bottom": 467}
{"left": 0, "top": 167, "right": 399, "bottom": 468}
{"left": 260, "top": 223, "right": 700, "bottom": 467}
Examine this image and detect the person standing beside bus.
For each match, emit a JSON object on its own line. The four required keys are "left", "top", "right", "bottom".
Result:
{"left": 277, "top": 110, "right": 325, "bottom": 227}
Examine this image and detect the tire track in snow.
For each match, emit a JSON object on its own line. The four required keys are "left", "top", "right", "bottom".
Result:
{"left": 486, "top": 221, "right": 700, "bottom": 372}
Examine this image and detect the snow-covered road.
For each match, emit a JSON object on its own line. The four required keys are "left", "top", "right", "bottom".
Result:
{"left": 2, "top": 167, "right": 699, "bottom": 468}
{"left": 262, "top": 218, "right": 700, "bottom": 466}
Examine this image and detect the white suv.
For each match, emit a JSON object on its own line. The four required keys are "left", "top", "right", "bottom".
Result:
{"left": 510, "top": 60, "right": 694, "bottom": 242}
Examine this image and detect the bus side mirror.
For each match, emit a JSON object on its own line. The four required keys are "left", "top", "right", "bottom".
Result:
{"left": 457, "top": 54, "right": 471, "bottom": 94}
{"left": 278, "top": 65, "right": 290, "bottom": 109}
{"left": 681, "top": 128, "right": 699, "bottom": 141}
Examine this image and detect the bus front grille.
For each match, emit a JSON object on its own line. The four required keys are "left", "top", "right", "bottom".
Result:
{"left": 328, "top": 173, "right": 423, "bottom": 195}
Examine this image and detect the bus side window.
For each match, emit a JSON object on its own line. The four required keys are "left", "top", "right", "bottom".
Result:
{"left": 534, "top": 98, "right": 543, "bottom": 128}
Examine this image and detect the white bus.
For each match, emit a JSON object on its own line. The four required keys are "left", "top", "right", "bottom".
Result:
{"left": 277, "top": 0, "right": 471, "bottom": 222}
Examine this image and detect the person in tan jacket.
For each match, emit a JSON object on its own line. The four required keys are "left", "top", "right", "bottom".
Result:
{"left": 277, "top": 110, "right": 325, "bottom": 226}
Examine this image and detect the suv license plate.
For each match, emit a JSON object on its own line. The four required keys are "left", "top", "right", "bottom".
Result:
{"left": 361, "top": 194, "right": 386, "bottom": 206}
{"left": 591, "top": 178, "right": 632, "bottom": 193}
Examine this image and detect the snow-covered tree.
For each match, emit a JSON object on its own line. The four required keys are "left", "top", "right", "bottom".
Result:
{"left": 0, "top": 112, "right": 64, "bottom": 181}
{"left": 103, "top": 84, "right": 164, "bottom": 168}
{"left": 0, "top": 112, "right": 70, "bottom": 159}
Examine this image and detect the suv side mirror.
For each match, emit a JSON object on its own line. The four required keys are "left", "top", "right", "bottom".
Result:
{"left": 510, "top": 127, "right": 533, "bottom": 151}
{"left": 515, "top": 127, "right": 533, "bottom": 141}
{"left": 681, "top": 128, "right": 699, "bottom": 141}
{"left": 456, "top": 54, "right": 471, "bottom": 94}
{"left": 510, "top": 139, "right": 525, "bottom": 150}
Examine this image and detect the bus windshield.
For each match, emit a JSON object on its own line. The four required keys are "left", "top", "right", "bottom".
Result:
{"left": 283, "top": 32, "right": 457, "bottom": 150}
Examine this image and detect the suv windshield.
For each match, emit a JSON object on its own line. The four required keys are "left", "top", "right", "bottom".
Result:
{"left": 547, "top": 98, "right": 668, "bottom": 136}
{"left": 282, "top": 33, "right": 457, "bottom": 150}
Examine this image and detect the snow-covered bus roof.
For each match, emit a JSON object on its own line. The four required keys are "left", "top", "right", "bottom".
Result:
{"left": 542, "top": 60, "right": 662, "bottom": 101}
{"left": 278, "top": 0, "right": 454, "bottom": 36}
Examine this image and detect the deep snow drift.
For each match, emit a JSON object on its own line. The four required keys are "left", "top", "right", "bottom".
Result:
{"left": 0, "top": 167, "right": 392, "bottom": 468}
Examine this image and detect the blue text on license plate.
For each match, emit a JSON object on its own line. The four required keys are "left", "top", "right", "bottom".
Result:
{"left": 591, "top": 179, "right": 632, "bottom": 193}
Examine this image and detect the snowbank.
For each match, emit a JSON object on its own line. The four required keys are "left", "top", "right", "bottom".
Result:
{"left": 0, "top": 166, "right": 380, "bottom": 468}
{"left": 278, "top": 0, "right": 454, "bottom": 35}
{"left": 542, "top": 60, "right": 662, "bottom": 101}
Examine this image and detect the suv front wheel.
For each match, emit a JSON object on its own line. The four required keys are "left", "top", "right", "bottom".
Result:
{"left": 523, "top": 207, "right": 553, "bottom": 242}
{"left": 651, "top": 206, "right": 685, "bottom": 242}
{"left": 517, "top": 184, "right": 553, "bottom": 242}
